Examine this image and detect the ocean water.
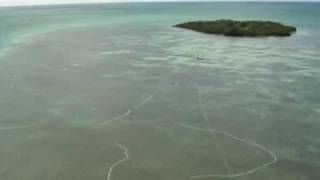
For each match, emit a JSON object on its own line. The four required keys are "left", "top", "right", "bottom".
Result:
{"left": 0, "top": 2, "right": 320, "bottom": 180}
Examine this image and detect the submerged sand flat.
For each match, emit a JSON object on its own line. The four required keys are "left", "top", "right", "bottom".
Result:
{"left": 0, "top": 3, "right": 320, "bottom": 180}
{"left": 0, "top": 24, "right": 319, "bottom": 180}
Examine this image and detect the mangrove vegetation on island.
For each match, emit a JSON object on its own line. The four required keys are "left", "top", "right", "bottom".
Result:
{"left": 175, "top": 19, "right": 296, "bottom": 37}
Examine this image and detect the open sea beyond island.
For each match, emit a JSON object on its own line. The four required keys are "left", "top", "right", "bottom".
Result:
{"left": 0, "top": 2, "right": 320, "bottom": 180}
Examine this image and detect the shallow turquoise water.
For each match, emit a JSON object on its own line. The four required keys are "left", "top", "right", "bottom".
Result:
{"left": 0, "top": 2, "right": 320, "bottom": 180}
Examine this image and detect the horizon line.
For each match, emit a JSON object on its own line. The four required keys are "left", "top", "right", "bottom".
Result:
{"left": 1, "top": 0, "right": 319, "bottom": 8}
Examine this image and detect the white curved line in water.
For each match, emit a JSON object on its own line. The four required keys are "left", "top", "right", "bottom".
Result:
{"left": 176, "top": 84, "right": 277, "bottom": 179}
{"left": 196, "top": 86, "right": 232, "bottom": 174}
{"left": 171, "top": 121, "right": 277, "bottom": 179}
{"left": 133, "top": 95, "right": 154, "bottom": 110}
{"left": 96, "top": 110, "right": 132, "bottom": 128}
{"left": 107, "top": 143, "right": 129, "bottom": 180}
{"left": 96, "top": 95, "right": 154, "bottom": 128}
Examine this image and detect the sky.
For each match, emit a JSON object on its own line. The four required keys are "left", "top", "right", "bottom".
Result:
{"left": 0, "top": 0, "right": 318, "bottom": 7}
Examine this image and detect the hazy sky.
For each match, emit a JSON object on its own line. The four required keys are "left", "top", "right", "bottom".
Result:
{"left": 0, "top": 0, "right": 318, "bottom": 7}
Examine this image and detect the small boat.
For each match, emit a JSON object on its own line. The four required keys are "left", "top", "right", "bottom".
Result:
{"left": 196, "top": 55, "right": 204, "bottom": 61}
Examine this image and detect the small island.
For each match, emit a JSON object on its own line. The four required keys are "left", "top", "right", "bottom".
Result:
{"left": 175, "top": 19, "right": 296, "bottom": 37}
